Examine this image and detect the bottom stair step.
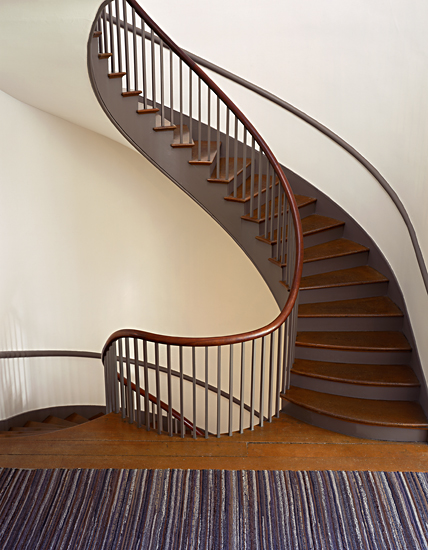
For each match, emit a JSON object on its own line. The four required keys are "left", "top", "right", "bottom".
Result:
{"left": 281, "top": 386, "right": 428, "bottom": 430}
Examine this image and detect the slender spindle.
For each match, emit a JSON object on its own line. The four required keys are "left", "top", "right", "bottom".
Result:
{"left": 270, "top": 168, "right": 276, "bottom": 245}
{"left": 154, "top": 342, "right": 161, "bottom": 434}
{"left": 242, "top": 129, "right": 247, "bottom": 200}
{"left": 198, "top": 78, "right": 202, "bottom": 160}
{"left": 265, "top": 164, "right": 270, "bottom": 239}
{"left": 179, "top": 346, "right": 184, "bottom": 437}
{"left": 276, "top": 324, "right": 283, "bottom": 417}
{"left": 276, "top": 185, "right": 283, "bottom": 262}
{"left": 179, "top": 60, "right": 183, "bottom": 143}
{"left": 118, "top": 339, "right": 125, "bottom": 419}
{"left": 151, "top": 30, "right": 156, "bottom": 109}
{"left": 167, "top": 344, "right": 172, "bottom": 436}
{"left": 104, "top": 350, "right": 111, "bottom": 413}
{"left": 217, "top": 346, "right": 221, "bottom": 437}
{"left": 112, "top": 343, "right": 119, "bottom": 414}
{"left": 233, "top": 117, "right": 238, "bottom": 197}
{"left": 207, "top": 89, "right": 211, "bottom": 162}
{"left": 283, "top": 315, "right": 291, "bottom": 393}
{"left": 239, "top": 342, "right": 245, "bottom": 434}
{"left": 283, "top": 198, "right": 290, "bottom": 281}
{"left": 205, "top": 347, "right": 209, "bottom": 438}
{"left": 170, "top": 49, "right": 174, "bottom": 125}
{"left": 132, "top": 8, "right": 138, "bottom": 91}
{"left": 115, "top": 0, "right": 122, "bottom": 73}
{"left": 189, "top": 70, "right": 193, "bottom": 143}
{"left": 122, "top": 0, "right": 130, "bottom": 92}
{"left": 268, "top": 332, "right": 275, "bottom": 422}
{"left": 257, "top": 149, "right": 263, "bottom": 220}
{"left": 143, "top": 340, "right": 150, "bottom": 430}
{"left": 134, "top": 339, "right": 141, "bottom": 428}
{"left": 225, "top": 109, "right": 230, "bottom": 182}
{"left": 250, "top": 138, "right": 256, "bottom": 217}
{"left": 108, "top": 4, "right": 115, "bottom": 73}
{"left": 229, "top": 344, "right": 233, "bottom": 436}
{"left": 216, "top": 97, "right": 220, "bottom": 179}
{"left": 259, "top": 336, "right": 266, "bottom": 427}
{"left": 102, "top": 9, "right": 108, "bottom": 56}
{"left": 160, "top": 40, "right": 165, "bottom": 126}
{"left": 192, "top": 347, "right": 197, "bottom": 439}
{"left": 141, "top": 20, "right": 147, "bottom": 108}
{"left": 250, "top": 339, "right": 256, "bottom": 430}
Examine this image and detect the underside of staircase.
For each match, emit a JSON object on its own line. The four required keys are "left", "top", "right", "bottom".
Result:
{"left": 89, "top": 19, "right": 427, "bottom": 442}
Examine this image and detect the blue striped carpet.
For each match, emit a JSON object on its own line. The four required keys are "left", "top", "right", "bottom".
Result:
{"left": 1, "top": 468, "right": 428, "bottom": 549}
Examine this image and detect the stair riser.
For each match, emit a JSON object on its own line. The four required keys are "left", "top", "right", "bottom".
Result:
{"left": 301, "top": 251, "right": 369, "bottom": 278}
{"left": 297, "top": 317, "right": 403, "bottom": 332}
{"left": 303, "top": 226, "right": 344, "bottom": 249}
{"left": 295, "top": 347, "right": 412, "bottom": 365}
{"left": 290, "top": 373, "right": 420, "bottom": 401}
{"left": 298, "top": 282, "right": 389, "bottom": 304}
{"left": 281, "top": 400, "right": 427, "bottom": 442}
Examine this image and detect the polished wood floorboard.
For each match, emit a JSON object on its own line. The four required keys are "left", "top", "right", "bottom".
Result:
{"left": 0, "top": 412, "right": 427, "bottom": 470}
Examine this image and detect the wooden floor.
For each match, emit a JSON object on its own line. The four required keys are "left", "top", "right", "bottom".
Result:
{"left": 1, "top": 412, "right": 428, "bottom": 471}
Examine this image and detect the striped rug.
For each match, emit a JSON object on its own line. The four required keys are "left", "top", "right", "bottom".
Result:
{"left": 1, "top": 469, "right": 428, "bottom": 549}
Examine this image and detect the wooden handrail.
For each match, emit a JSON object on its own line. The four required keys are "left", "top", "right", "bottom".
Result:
{"left": 120, "top": 373, "right": 205, "bottom": 436}
{"left": 101, "top": 0, "right": 303, "bottom": 358}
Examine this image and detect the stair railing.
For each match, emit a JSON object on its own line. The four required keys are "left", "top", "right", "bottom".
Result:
{"left": 97, "top": 0, "right": 304, "bottom": 437}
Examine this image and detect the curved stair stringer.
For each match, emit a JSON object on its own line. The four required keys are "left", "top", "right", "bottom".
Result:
{"left": 88, "top": 42, "right": 288, "bottom": 310}
{"left": 88, "top": 5, "right": 427, "bottom": 442}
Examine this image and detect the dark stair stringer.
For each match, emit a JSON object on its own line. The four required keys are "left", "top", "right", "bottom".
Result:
{"left": 89, "top": 32, "right": 427, "bottom": 442}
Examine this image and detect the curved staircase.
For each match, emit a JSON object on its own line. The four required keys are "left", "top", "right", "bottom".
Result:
{"left": 0, "top": 413, "right": 104, "bottom": 439}
{"left": 90, "top": 1, "right": 427, "bottom": 442}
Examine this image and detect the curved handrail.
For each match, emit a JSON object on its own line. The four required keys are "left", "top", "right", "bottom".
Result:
{"left": 181, "top": 49, "right": 428, "bottom": 294}
{"left": 120, "top": 373, "right": 204, "bottom": 436}
{"left": 100, "top": 0, "right": 303, "bottom": 359}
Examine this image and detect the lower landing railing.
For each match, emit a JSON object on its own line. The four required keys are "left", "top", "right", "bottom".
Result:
{"left": 102, "top": 307, "right": 298, "bottom": 439}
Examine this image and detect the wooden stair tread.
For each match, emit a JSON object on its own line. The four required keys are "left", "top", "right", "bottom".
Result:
{"left": 108, "top": 72, "right": 126, "bottom": 79}
{"left": 242, "top": 194, "right": 316, "bottom": 223}
{"left": 282, "top": 387, "right": 428, "bottom": 428}
{"left": 271, "top": 238, "right": 369, "bottom": 269}
{"left": 93, "top": 31, "right": 102, "bottom": 38}
{"left": 189, "top": 141, "right": 218, "bottom": 164}
{"left": 89, "top": 412, "right": 105, "bottom": 420}
{"left": 299, "top": 296, "right": 403, "bottom": 318}
{"left": 257, "top": 214, "right": 344, "bottom": 245}
{"left": 300, "top": 266, "right": 388, "bottom": 291}
{"left": 225, "top": 174, "right": 279, "bottom": 202}
{"left": 65, "top": 413, "right": 89, "bottom": 424}
{"left": 171, "top": 125, "right": 194, "bottom": 147}
{"left": 207, "top": 157, "right": 251, "bottom": 183}
{"left": 24, "top": 421, "right": 63, "bottom": 429}
{"left": 304, "top": 239, "right": 368, "bottom": 263}
{"left": 296, "top": 331, "right": 411, "bottom": 352}
{"left": 43, "top": 415, "right": 78, "bottom": 427}
{"left": 292, "top": 358, "right": 420, "bottom": 387}
{"left": 98, "top": 53, "right": 112, "bottom": 59}
{"left": 10, "top": 426, "right": 61, "bottom": 432}
{"left": 136, "top": 106, "right": 159, "bottom": 114}
{"left": 121, "top": 90, "right": 142, "bottom": 97}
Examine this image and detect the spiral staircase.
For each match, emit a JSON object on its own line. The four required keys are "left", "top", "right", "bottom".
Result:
{"left": 89, "top": 0, "right": 427, "bottom": 442}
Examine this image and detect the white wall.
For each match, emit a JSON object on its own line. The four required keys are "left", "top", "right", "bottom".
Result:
{"left": 0, "top": 90, "right": 278, "bottom": 419}
{"left": 141, "top": 0, "right": 428, "bottom": 378}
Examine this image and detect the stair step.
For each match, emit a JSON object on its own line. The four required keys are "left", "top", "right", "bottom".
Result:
{"left": 10, "top": 426, "right": 61, "bottom": 433}
{"left": 98, "top": 53, "right": 112, "bottom": 59}
{"left": 89, "top": 412, "right": 105, "bottom": 420}
{"left": 224, "top": 174, "right": 279, "bottom": 202}
{"left": 189, "top": 141, "right": 218, "bottom": 164}
{"left": 137, "top": 107, "right": 159, "bottom": 114}
{"left": 24, "top": 421, "right": 63, "bottom": 430}
{"left": 93, "top": 31, "right": 102, "bottom": 38}
{"left": 108, "top": 72, "right": 126, "bottom": 79}
{"left": 43, "top": 415, "right": 78, "bottom": 427}
{"left": 207, "top": 157, "right": 251, "bottom": 183}
{"left": 271, "top": 238, "right": 368, "bottom": 269}
{"left": 282, "top": 386, "right": 428, "bottom": 429}
{"left": 298, "top": 296, "right": 403, "bottom": 318}
{"left": 256, "top": 214, "right": 344, "bottom": 245}
{"left": 296, "top": 331, "right": 411, "bottom": 352}
{"left": 299, "top": 266, "right": 388, "bottom": 291}
{"left": 291, "top": 358, "right": 420, "bottom": 387}
{"left": 242, "top": 195, "right": 317, "bottom": 223}
{"left": 122, "top": 90, "right": 142, "bottom": 97}
{"left": 65, "top": 413, "right": 89, "bottom": 424}
{"left": 171, "top": 125, "right": 194, "bottom": 147}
